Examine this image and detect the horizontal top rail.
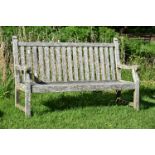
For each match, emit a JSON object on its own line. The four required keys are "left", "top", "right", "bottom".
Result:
{"left": 18, "top": 42, "right": 115, "bottom": 47}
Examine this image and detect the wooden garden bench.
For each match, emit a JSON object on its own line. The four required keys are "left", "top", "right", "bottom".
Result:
{"left": 12, "top": 36, "right": 140, "bottom": 117}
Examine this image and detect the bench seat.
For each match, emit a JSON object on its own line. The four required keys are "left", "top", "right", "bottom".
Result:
{"left": 17, "top": 80, "right": 135, "bottom": 93}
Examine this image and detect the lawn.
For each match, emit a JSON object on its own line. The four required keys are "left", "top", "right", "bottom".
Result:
{"left": 0, "top": 82, "right": 155, "bottom": 129}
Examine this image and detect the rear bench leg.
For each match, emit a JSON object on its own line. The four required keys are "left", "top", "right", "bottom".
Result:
{"left": 115, "top": 90, "right": 121, "bottom": 103}
{"left": 25, "top": 84, "right": 31, "bottom": 117}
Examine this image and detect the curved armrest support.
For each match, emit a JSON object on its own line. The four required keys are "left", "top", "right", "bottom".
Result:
{"left": 15, "top": 65, "right": 32, "bottom": 83}
{"left": 117, "top": 64, "right": 140, "bottom": 71}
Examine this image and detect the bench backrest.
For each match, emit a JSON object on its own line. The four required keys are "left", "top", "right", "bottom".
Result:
{"left": 12, "top": 36, "right": 121, "bottom": 83}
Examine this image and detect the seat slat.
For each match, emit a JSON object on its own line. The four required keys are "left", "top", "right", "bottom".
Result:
{"left": 104, "top": 47, "right": 110, "bottom": 80}
{"left": 50, "top": 47, "right": 56, "bottom": 82}
{"left": 67, "top": 47, "right": 73, "bottom": 81}
{"left": 32, "top": 46, "right": 38, "bottom": 78}
{"left": 38, "top": 47, "right": 45, "bottom": 81}
{"left": 109, "top": 47, "right": 116, "bottom": 80}
{"left": 55, "top": 47, "right": 62, "bottom": 81}
{"left": 44, "top": 47, "right": 50, "bottom": 82}
{"left": 32, "top": 80, "right": 135, "bottom": 93}
{"left": 99, "top": 47, "right": 105, "bottom": 80}
{"left": 94, "top": 47, "right": 100, "bottom": 81}
{"left": 89, "top": 47, "right": 95, "bottom": 81}
{"left": 73, "top": 47, "right": 79, "bottom": 81}
{"left": 61, "top": 47, "right": 68, "bottom": 82}
{"left": 84, "top": 47, "right": 89, "bottom": 80}
{"left": 78, "top": 47, "right": 84, "bottom": 81}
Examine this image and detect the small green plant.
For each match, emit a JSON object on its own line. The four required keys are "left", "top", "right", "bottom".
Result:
{"left": 0, "top": 71, "right": 14, "bottom": 99}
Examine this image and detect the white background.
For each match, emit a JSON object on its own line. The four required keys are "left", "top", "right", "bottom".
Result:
{"left": 0, "top": 0, "right": 155, "bottom": 155}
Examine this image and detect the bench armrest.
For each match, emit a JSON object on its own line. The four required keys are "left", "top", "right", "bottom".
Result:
{"left": 15, "top": 65, "right": 31, "bottom": 83}
{"left": 117, "top": 64, "right": 140, "bottom": 71}
{"left": 117, "top": 64, "right": 140, "bottom": 83}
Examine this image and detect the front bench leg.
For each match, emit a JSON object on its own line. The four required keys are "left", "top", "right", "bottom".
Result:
{"left": 25, "top": 83, "right": 31, "bottom": 117}
{"left": 132, "top": 69, "right": 140, "bottom": 110}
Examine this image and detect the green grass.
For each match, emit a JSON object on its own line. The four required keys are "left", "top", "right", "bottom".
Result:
{"left": 0, "top": 82, "right": 155, "bottom": 129}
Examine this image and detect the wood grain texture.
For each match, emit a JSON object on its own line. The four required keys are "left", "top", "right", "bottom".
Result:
{"left": 89, "top": 47, "right": 95, "bottom": 81}
{"left": 109, "top": 47, "right": 116, "bottom": 80}
{"left": 20, "top": 46, "right": 25, "bottom": 82}
{"left": 19, "top": 42, "right": 115, "bottom": 47}
{"left": 50, "top": 47, "right": 56, "bottom": 82}
{"left": 99, "top": 47, "right": 105, "bottom": 80}
{"left": 84, "top": 47, "right": 89, "bottom": 80}
{"left": 94, "top": 47, "right": 100, "bottom": 81}
{"left": 32, "top": 46, "right": 38, "bottom": 78}
{"left": 104, "top": 47, "right": 110, "bottom": 80}
{"left": 31, "top": 80, "right": 135, "bottom": 93}
{"left": 38, "top": 47, "right": 45, "bottom": 81}
{"left": 61, "top": 47, "right": 68, "bottom": 82}
{"left": 55, "top": 47, "right": 62, "bottom": 81}
{"left": 67, "top": 47, "right": 73, "bottom": 81}
{"left": 73, "top": 47, "right": 79, "bottom": 81}
{"left": 44, "top": 47, "right": 50, "bottom": 82}
{"left": 78, "top": 47, "right": 84, "bottom": 81}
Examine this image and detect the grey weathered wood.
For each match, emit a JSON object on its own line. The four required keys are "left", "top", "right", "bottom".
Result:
{"left": 84, "top": 47, "right": 89, "bottom": 80}
{"left": 61, "top": 47, "right": 68, "bottom": 82}
{"left": 32, "top": 46, "right": 38, "bottom": 78}
{"left": 44, "top": 47, "right": 50, "bottom": 82}
{"left": 94, "top": 47, "right": 100, "bottom": 81}
{"left": 99, "top": 47, "right": 105, "bottom": 80}
{"left": 12, "top": 36, "right": 20, "bottom": 84}
{"left": 55, "top": 47, "right": 62, "bottom": 81}
{"left": 20, "top": 46, "right": 25, "bottom": 82}
{"left": 32, "top": 80, "right": 135, "bottom": 93}
{"left": 38, "top": 47, "right": 45, "bottom": 81}
{"left": 114, "top": 38, "right": 121, "bottom": 80}
{"left": 104, "top": 47, "right": 110, "bottom": 80}
{"left": 132, "top": 69, "right": 140, "bottom": 110}
{"left": 67, "top": 47, "right": 73, "bottom": 81}
{"left": 73, "top": 47, "right": 79, "bottom": 81}
{"left": 13, "top": 36, "right": 140, "bottom": 116}
{"left": 89, "top": 47, "right": 95, "bottom": 81}
{"left": 19, "top": 42, "right": 115, "bottom": 47}
{"left": 26, "top": 47, "right": 32, "bottom": 81}
{"left": 78, "top": 47, "right": 84, "bottom": 81}
{"left": 25, "top": 83, "right": 31, "bottom": 117}
{"left": 109, "top": 47, "right": 116, "bottom": 80}
{"left": 50, "top": 47, "right": 56, "bottom": 82}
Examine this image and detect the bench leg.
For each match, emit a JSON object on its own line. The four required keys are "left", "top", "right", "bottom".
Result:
{"left": 15, "top": 87, "right": 19, "bottom": 107}
{"left": 25, "top": 84, "right": 31, "bottom": 117}
{"left": 133, "top": 86, "right": 140, "bottom": 110}
{"left": 115, "top": 90, "right": 121, "bottom": 103}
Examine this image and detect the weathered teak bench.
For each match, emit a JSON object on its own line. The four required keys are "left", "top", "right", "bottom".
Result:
{"left": 12, "top": 36, "right": 140, "bottom": 117}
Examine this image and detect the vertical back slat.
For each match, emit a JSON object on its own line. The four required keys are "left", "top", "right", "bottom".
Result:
{"left": 26, "top": 47, "right": 32, "bottom": 81}
{"left": 78, "top": 47, "right": 84, "bottom": 81}
{"left": 73, "top": 47, "right": 79, "bottom": 81}
{"left": 44, "top": 47, "right": 50, "bottom": 82}
{"left": 50, "top": 47, "right": 56, "bottom": 82}
{"left": 32, "top": 46, "right": 38, "bottom": 78}
{"left": 99, "top": 47, "right": 105, "bottom": 80}
{"left": 114, "top": 38, "right": 121, "bottom": 80}
{"left": 89, "top": 47, "right": 95, "bottom": 81}
{"left": 20, "top": 46, "right": 25, "bottom": 82}
{"left": 67, "top": 47, "right": 73, "bottom": 81}
{"left": 109, "top": 47, "right": 116, "bottom": 80}
{"left": 55, "top": 47, "right": 62, "bottom": 81}
{"left": 61, "top": 47, "right": 68, "bottom": 82}
{"left": 104, "top": 47, "right": 110, "bottom": 80}
{"left": 38, "top": 47, "right": 45, "bottom": 81}
{"left": 94, "top": 47, "right": 100, "bottom": 81}
{"left": 84, "top": 47, "right": 89, "bottom": 80}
